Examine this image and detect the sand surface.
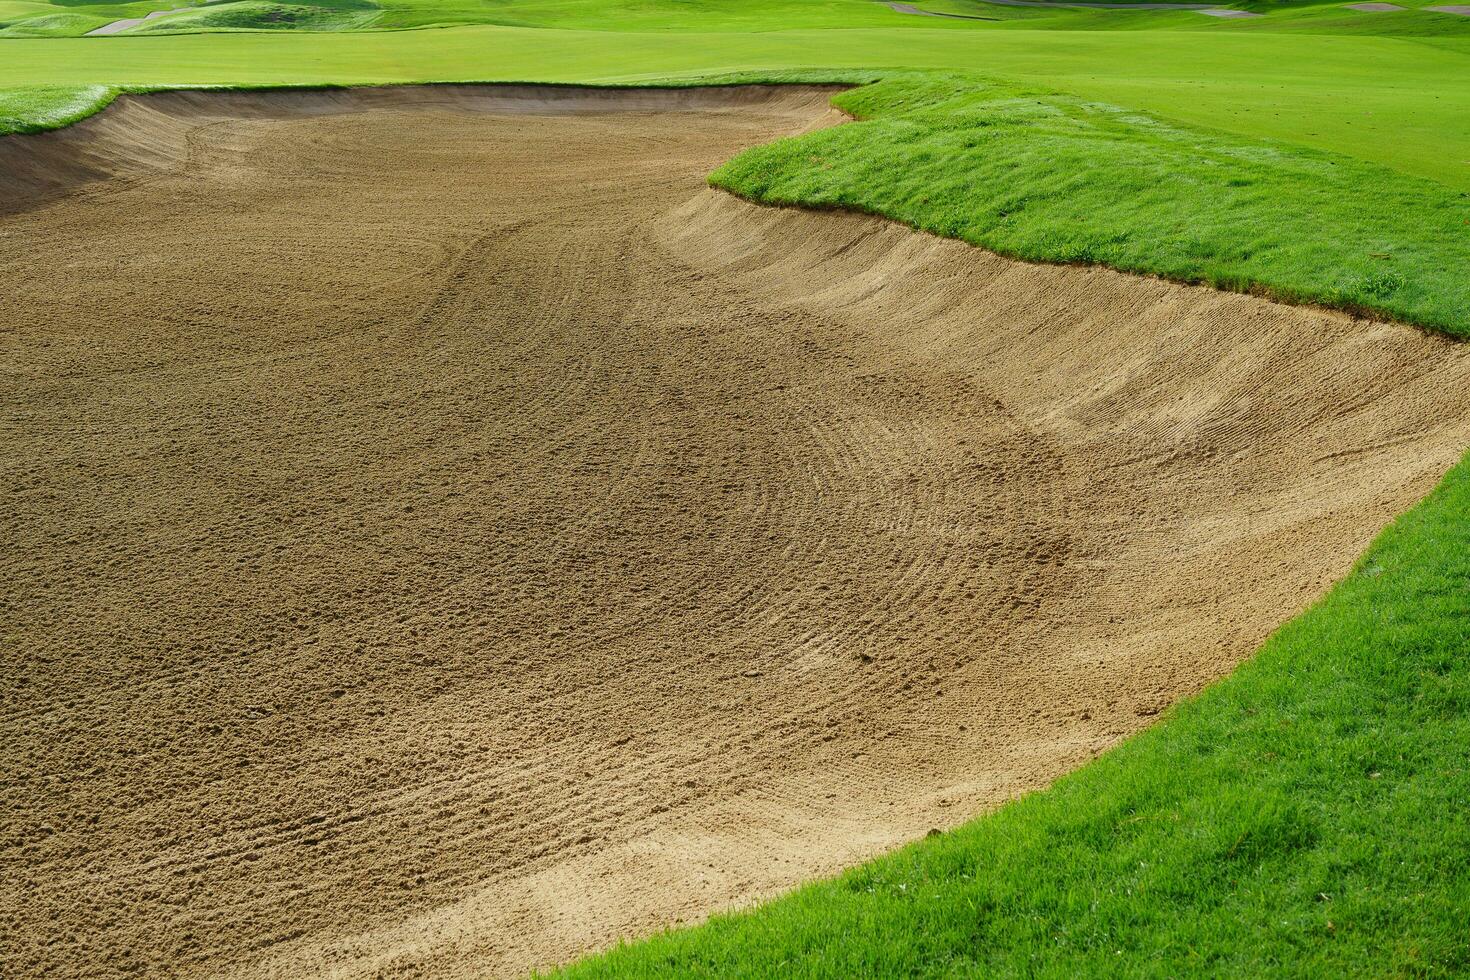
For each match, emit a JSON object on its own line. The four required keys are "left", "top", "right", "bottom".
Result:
{"left": 84, "top": 9, "right": 184, "bottom": 35}
{"left": 3, "top": 85, "right": 1469, "bottom": 979}
{"left": 883, "top": 2, "right": 998, "bottom": 20}
{"left": 956, "top": 0, "right": 1213, "bottom": 10}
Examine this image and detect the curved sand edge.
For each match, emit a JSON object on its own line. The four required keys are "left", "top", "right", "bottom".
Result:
{"left": 0, "top": 83, "right": 851, "bottom": 217}
{"left": 4, "top": 88, "right": 1468, "bottom": 979}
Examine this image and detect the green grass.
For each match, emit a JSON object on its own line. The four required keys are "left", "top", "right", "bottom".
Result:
{"left": 713, "top": 75, "right": 1470, "bottom": 336}
{"left": 0, "top": 82, "right": 112, "bottom": 130}
{"left": 129, "top": 0, "right": 379, "bottom": 34}
{"left": 0, "top": 0, "right": 196, "bottom": 36}
{"left": 563, "top": 449, "right": 1470, "bottom": 976}
{"left": 3, "top": 24, "right": 1470, "bottom": 187}
{"left": 10, "top": 0, "right": 1470, "bottom": 36}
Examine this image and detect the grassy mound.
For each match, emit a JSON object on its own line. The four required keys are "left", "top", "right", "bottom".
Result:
{"left": 0, "top": 10, "right": 99, "bottom": 33}
{"left": 129, "top": 0, "right": 376, "bottom": 32}
{"left": 0, "top": 83, "right": 111, "bottom": 128}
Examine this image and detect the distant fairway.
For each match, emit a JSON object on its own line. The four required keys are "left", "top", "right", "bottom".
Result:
{"left": 4, "top": 24, "right": 1470, "bottom": 188}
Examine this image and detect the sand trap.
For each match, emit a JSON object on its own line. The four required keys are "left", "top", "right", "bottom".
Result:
{"left": 962, "top": 0, "right": 1213, "bottom": 9}
{"left": 883, "top": 1, "right": 998, "bottom": 19}
{"left": 3, "top": 85, "right": 1469, "bottom": 979}
{"left": 1345, "top": 3, "right": 1405, "bottom": 10}
{"left": 1427, "top": 4, "right": 1470, "bottom": 12}
{"left": 84, "top": 7, "right": 186, "bottom": 35}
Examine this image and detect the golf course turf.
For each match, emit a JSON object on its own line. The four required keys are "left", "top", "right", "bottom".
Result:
{"left": 2, "top": 1, "right": 1468, "bottom": 977}
{"left": 714, "top": 75, "right": 1470, "bottom": 337}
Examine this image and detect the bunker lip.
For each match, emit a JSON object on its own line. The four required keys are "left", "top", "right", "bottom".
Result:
{"left": 85, "top": 8, "right": 188, "bottom": 35}
{"left": 0, "top": 81, "right": 854, "bottom": 217}
{"left": 4, "top": 87, "right": 1470, "bottom": 980}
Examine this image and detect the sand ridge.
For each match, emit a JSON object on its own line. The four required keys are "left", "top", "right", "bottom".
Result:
{"left": 2, "top": 86, "right": 1468, "bottom": 979}
{"left": 84, "top": 9, "right": 186, "bottom": 35}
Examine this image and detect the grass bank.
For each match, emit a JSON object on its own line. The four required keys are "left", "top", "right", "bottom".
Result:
{"left": 3, "top": 25, "right": 1470, "bottom": 189}
{"left": 0, "top": 84, "right": 115, "bottom": 134}
{"left": 713, "top": 75, "right": 1470, "bottom": 337}
{"left": 563, "top": 448, "right": 1470, "bottom": 975}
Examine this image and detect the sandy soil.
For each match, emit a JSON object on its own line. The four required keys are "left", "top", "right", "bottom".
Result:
{"left": 2, "top": 86, "right": 1468, "bottom": 979}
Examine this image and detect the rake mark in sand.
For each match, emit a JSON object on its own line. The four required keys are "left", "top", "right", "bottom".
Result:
{"left": 3, "top": 85, "right": 1468, "bottom": 980}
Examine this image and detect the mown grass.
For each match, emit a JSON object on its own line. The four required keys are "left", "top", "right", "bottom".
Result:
{"left": 4, "top": 22, "right": 1470, "bottom": 188}
{"left": 130, "top": 0, "right": 379, "bottom": 34}
{"left": 10, "top": 0, "right": 1470, "bottom": 37}
{"left": 0, "top": 83, "right": 113, "bottom": 131}
{"left": 0, "top": 0, "right": 198, "bottom": 36}
{"left": 712, "top": 75, "right": 1470, "bottom": 337}
{"left": 562, "top": 449, "right": 1470, "bottom": 976}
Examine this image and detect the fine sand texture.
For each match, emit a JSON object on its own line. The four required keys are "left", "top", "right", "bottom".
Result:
{"left": 3, "top": 85, "right": 1470, "bottom": 979}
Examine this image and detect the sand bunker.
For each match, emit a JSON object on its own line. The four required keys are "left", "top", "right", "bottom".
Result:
{"left": 84, "top": 9, "right": 186, "bottom": 35}
{"left": 883, "top": 2, "right": 998, "bottom": 20}
{"left": 951, "top": 0, "right": 1213, "bottom": 9}
{"left": 3, "top": 85, "right": 1469, "bottom": 979}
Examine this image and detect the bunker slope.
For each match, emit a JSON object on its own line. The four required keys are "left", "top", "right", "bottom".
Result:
{"left": 3, "top": 86, "right": 1469, "bottom": 980}
{"left": 84, "top": 9, "right": 187, "bottom": 35}
{"left": 882, "top": 2, "right": 999, "bottom": 20}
